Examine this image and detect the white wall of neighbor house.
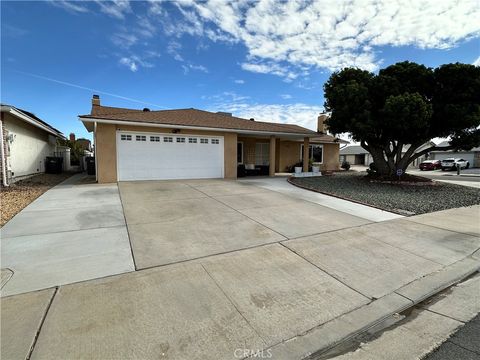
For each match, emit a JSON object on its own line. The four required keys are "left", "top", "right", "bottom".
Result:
{"left": 3, "top": 114, "right": 56, "bottom": 180}
{"left": 431, "top": 152, "right": 475, "bottom": 166}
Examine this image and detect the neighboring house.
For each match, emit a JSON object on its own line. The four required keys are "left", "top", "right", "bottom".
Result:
{"left": 0, "top": 104, "right": 65, "bottom": 185}
{"left": 339, "top": 141, "right": 435, "bottom": 167}
{"left": 79, "top": 95, "right": 345, "bottom": 183}
{"left": 69, "top": 133, "right": 92, "bottom": 152}
{"left": 430, "top": 141, "right": 480, "bottom": 167}
{"left": 339, "top": 145, "right": 372, "bottom": 165}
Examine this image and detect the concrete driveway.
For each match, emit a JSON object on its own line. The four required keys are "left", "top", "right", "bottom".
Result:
{"left": 0, "top": 174, "right": 135, "bottom": 296}
{"left": 118, "top": 179, "right": 375, "bottom": 269}
{"left": 2, "top": 176, "right": 479, "bottom": 360}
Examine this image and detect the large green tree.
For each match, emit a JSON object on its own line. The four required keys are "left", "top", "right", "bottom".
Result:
{"left": 324, "top": 61, "right": 480, "bottom": 176}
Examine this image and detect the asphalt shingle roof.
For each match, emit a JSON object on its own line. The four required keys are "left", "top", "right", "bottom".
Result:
{"left": 81, "top": 105, "right": 318, "bottom": 135}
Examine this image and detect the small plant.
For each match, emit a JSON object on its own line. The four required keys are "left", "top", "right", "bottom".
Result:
{"left": 341, "top": 161, "right": 351, "bottom": 170}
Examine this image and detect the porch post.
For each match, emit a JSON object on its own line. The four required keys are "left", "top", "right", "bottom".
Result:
{"left": 269, "top": 135, "right": 276, "bottom": 176}
{"left": 303, "top": 137, "right": 309, "bottom": 172}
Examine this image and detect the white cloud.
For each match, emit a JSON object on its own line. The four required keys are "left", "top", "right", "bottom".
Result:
{"left": 111, "top": 32, "right": 138, "bottom": 49}
{"left": 167, "top": 40, "right": 184, "bottom": 62}
{"left": 175, "top": 0, "right": 480, "bottom": 78}
{"left": 280, "top": 94, "right": 292, "bottom": 99}
{"left": 94, "top": 0, "right": 131, "bottom": 19}
{"left": 212, "top": 102, "right": 324, "bottom": 131}
{"left": 119, "top": 57, "right": 138, "bottom": 72}
{"left": 473, "top": 56, "right": 480, "bottom": 66}
{"left": 182, "top": 63, "right": 209, "bottom": 74}
{"left": 49, "top": 0, "right": 89, "bottom": 13}
{"left": 234, "top": 79, "right": 245, "bottom": 84}
{"left": 241, "top": 62, "right": 298, "bottom": 82}
{"left": 118, "top": 52, "right": 159, "bottom": 72}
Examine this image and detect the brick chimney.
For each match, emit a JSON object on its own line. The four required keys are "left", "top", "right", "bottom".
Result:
{"left": 92, "top": 94, "right": 100, "bottom": 106}
{"left": 69, "top": 133, "right": 75, "bottom": 142}
{"left": 317, "top": 114, "right": 328, "bottom": 133}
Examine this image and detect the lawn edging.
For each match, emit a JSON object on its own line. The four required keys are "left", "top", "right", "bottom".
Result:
{"left": 287, "top": 176, "right": 405, "bottom": 216}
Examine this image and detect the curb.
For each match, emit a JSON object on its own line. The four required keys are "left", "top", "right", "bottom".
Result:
{"left": 267, "top": 256, "right": 480, "bottom": 360}
{"left": 286, "top": 177, "right": 405, "bottom": 216}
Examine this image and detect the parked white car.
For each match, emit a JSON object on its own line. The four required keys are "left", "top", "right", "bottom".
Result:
{"left": 441, "top": 158, "right": 470, "bottom": 171}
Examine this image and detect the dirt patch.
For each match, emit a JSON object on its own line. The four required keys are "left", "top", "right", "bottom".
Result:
{"left": 1, "top": 173, "right": 73, "bottom": 227}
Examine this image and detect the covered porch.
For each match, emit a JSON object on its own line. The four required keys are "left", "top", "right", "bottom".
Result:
{"left": 236, "top": 134, "right": 312, "bottom": 177}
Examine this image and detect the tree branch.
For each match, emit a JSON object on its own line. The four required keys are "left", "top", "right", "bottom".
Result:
{"left": 408, "top": 144, "right": 457, "bottom": 163}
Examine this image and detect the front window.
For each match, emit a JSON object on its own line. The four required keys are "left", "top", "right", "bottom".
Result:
{"left": 255, "top": 143, "right": 270, "bottom": 165}
{"left": 301, "top": 144, "right": 323, "bottom": 163}
{"left": 237, "top": 142, "right": 243, "bottom": 164}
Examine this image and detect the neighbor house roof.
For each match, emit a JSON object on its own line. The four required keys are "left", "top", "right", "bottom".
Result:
{"left": 433, "top": 140, "right": 480, "bottom": 152}
{"left": 80, "top": 105, "right": 319, "bottom": 137}
{"left": 1, "top": 104, "right": 65, "bottom": 139}
{"left": 339, "top": 145, "right": 369, "bottom": 155}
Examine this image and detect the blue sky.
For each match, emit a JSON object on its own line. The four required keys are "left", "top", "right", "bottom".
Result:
{"left": 1, "top": 0, "right": 479, "bottom": 141}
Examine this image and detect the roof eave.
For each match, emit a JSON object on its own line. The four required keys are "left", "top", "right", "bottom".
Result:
{"left": 2, "top": 106, "right": 66, "bottom": 139}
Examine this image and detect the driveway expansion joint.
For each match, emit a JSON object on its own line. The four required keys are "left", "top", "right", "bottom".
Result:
{"left": 27, "top": 287, "right": 58, "bottom": 360}
{"left": 278, "top": 242, "right": 372, "bottom": 301}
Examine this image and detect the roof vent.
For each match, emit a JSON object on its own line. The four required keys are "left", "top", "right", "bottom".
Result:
{"left": 143, "top": 108, "right": 150, "bottom": 112}
{"left": 216, "top": 111, "right": 232, "bottom": 116}
{"left": 250, "top": 118, "right": 255, "bottom": 121}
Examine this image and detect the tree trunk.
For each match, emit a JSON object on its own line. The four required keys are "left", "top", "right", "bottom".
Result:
{"left": 368, "top": 146, "right": 395, "bottom": 176}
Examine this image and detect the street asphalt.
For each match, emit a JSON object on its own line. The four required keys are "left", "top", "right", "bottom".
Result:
{"left": 424, "top": 314, "right": 480, "bottom": 360}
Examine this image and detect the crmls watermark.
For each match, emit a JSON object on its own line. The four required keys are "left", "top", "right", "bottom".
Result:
{"left": 234, "top": 348, "right": 273, "bottom": 358}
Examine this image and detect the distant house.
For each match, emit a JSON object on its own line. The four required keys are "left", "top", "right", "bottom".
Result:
{"left": 339, "top": 145, "right": 372, "bottom": 165}
{"left": 339, "top": 141, "right": 435, "bottom": 167}
{"left": 430, "top": 141, "right": 480, "bottom": 168}
{"left": 0, "top": 104, "right": 65, "bottom": 185}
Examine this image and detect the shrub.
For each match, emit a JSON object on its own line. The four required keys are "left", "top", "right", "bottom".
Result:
{"left": 341, "top": 161, "right": 351, "bottom": 170}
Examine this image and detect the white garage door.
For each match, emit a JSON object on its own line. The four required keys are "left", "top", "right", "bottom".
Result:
{"left": 433, "top": 152, "right": 474, "bottom": 165}
{"left": 117, "top": 131, "right": 224, "bottom": 181}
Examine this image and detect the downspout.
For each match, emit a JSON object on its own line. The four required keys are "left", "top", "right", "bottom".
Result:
{"left": 0, "top": 119, "right": 8, "bottom": 187}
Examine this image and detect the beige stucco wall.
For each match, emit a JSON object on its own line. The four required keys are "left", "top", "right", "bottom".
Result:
{"left": 95, "top": 123, "right": 117, "bottom": 183}
{"left": 2, "top": 113, "right": 56, "bottom": 180}
{"left": 278, "top": 140, "right": 302, "bottom": 172}
{"left": 223, "top": 132, "right": 237, "bottom": 179}
{"left": 95, "top": 124, "right": 237, "bottom": 183}
{"left": 279, "top": 141, "right": 340, "bottom": 171}
{"left": 322, "top": 143, "right": 340, "bottom": 171}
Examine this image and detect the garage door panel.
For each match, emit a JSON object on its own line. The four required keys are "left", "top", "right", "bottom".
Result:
{"left": 117, "top": 132, "right": 224, "bottom": 181}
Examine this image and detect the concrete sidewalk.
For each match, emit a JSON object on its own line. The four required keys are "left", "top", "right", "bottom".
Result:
{"left": 2, "top": 204, "right": 478, "bottom": 359}
{"left": 239, "top": 177, "right": 403, "bottom": 222}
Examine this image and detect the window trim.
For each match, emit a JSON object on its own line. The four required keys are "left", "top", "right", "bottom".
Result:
{"left": 164, "top": 136, "right": 173, "bottom": 143}
{"left": 136, "top": 135, "right": 147, "bottom": 142}
{"left": 300, "top": 144, "right": 323, "bottom": 164}
{"left": 176, "top": 137, "right": 186, "bottom": 143}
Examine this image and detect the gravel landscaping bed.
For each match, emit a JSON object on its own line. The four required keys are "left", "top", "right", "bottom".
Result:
{"left": 290, "top": 172, "right": 480, "bottom": 215}
{"left": 1, "top": 173, "right": 73, "bottom": 227}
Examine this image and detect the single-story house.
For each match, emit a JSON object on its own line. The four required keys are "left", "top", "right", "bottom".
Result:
{"left": 339, "top": 142, "right": 435, "bottom": 167}
{"left": 0, "top": 104, "right": 66, "bottom": 185}
{"left": 339, "top": 145, "right": 372, "bottom": 165}
{"left": 80, "top": 95, "right": 345, "bottom": 183}
{"left": 430, "top": 141, "right": 480, "bottom": 167}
